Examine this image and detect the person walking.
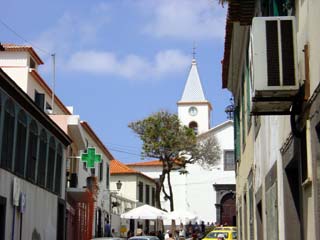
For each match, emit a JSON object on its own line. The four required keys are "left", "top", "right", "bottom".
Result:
{"left": 104, "top": 220, "right": 111, "bottom": 237}
{"left": 165, "top": 230, "right": 170, "bottom": 240}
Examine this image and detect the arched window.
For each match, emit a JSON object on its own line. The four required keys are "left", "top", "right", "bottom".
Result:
{"left": 14, "top": 110, "right": 28, "bottom": 176}
{"left": 1, "top": 99, "right": 15, "bottom": 170}
{"left": 37, "top": 130, "right": 47, "bottom": 187}
{"left": 27, "top": 121, "right": 38, "bottom": 182}
{"left": 46, "top": 137, "right": 56, "bottom": 191}
{"left": 54, "top": 144, "right": 63, "bottom": 194}
{"left": 189, "top": 121, "right": 198, "bottom": 135}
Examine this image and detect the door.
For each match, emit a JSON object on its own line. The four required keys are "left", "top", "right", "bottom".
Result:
{"left": 0, "top": 196, "right": 6, "bottom": 240}
{"left": 220, "top": 193, "right": 236, "bottom": 226}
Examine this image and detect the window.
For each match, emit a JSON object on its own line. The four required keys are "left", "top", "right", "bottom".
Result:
{"left": 54, "top": 144, "right": 63, "bottom": 195}
{"left": 34, "top": 91, "right": 45, "bottom": 110}
{"left": 245, "top": 46, "right": 252, "bottom": 132}
{"left": 1, "top": 99, "right": 15, "bottom": 170}
{"left": 234, "top": 105, "right": 240, "bottom": 162}
{"left": 99, "top": 162, "right": 103, "bottom": 182}
{"left": 241, "top": 73, "right": 246, "bottom": 150}
{"left": 316, "top": 121, "right": 320, "bottom": 142}
{"left": 26, "top": 121, "right": 38, "bottom": 182}
{"left": 29, "top": 57, "right": 36, "bottom": 68}
{"left": 106, "top": 163, "right": 110, "bottom": 189}
{"left": 37, "top": 130, "right": 48, "bottom": 187}
{"left": 14, "top": 111, "right": 28, "bottom": 176}
{"left": 261, "top": 0, "right": 295, "bottom": 16}
{"left": 189, "top": 121, "right": 198, "bottom": 135}
{"left": 145, "top": 185, "right": 150, "bottom": 204}
{"left": 224, "top": 150, "right": 235, "bottom": 171}
{"left": 138, "top": 182, "right": 143, "bottom": 202}
{"left": 152, "top": 187, "right": 155, "bottom": 206}
{"left": 46, "top": 137, "right": 56, "bottom": 191}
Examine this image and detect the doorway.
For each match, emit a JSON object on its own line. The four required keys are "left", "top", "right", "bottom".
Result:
{"left": 0, "top": 196, "right": 6, "bottom": 240}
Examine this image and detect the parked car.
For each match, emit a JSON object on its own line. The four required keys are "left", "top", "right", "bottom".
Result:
{"left": 202, "top": 230, "right": 237, "bottom": 240}
{"left": 129, "top": 236, "right": 160, "bottom": 240}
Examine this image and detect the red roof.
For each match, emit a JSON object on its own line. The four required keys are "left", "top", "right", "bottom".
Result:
{"left": 111, "top": 159, "right": 139, "bottom": 174}
{"left": 2, "top": 43, "right": 44, "bottom": 65}
{"left": 110, "top": 159, "right": 156, "bottom": 183}
{"left": 127, "top": 160, "right": 163, "bottom": 167}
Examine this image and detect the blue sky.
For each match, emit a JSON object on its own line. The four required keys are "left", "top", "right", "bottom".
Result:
{"left": 1, "top": 0, "right": 231, "bottom": 163}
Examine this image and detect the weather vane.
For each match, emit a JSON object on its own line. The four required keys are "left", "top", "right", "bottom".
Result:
{"left": 192, "top": 41, "right": 196, "bottom": 59}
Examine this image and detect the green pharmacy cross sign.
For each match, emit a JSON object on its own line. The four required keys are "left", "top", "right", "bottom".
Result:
{"left": 81, "top": 147, "right": 102, "bottom": 168}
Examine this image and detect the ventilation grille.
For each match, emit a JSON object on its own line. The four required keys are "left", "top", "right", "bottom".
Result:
{"left": 265, "top": 19, "right": 295, "bottom": 87}
{"left": 281, "top": 20, "right": 295, "bottom": 86}
{"left": 266, "top": 21, "right": 280, "bottom": 86}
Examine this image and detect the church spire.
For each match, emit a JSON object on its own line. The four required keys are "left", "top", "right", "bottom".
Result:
{"left": 179, "top": 52, "right": 207, "bottom": 102}
{"left": 177, "top": 47, "right": 212, "bottom": 134}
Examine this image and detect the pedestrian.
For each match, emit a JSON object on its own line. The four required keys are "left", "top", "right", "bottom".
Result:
{"left": 104, "top": 220, "right": 111, "bottom": 237}
{"left": 179, "top": 223, "right": 186, "bottom": 239}
{"left": 200, "top": 221, "right": 205, "bottom": 235}
{"left": 168, "top": 233, "right": 175, "bottom": 240}
{"left": 165, "top": 230, "right": 170, "bottom": 240}
{"left": 157, "top": 230, "right": 164, "bottom": 240}
{"left": 217, "top": 234, "right": 225, "bottom": 240}
{"left": 136, "top": 228, "right": 143, "bottom": 236}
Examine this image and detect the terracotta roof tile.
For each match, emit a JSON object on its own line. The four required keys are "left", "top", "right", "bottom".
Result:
{"left": 111, "top": 159, "right": 156, "bottom": 183}
{"left": 110, "top": 159, "right": 139, "bottom": 174}
{"left": 2, "top": 43, "right": 44, "bottom": 65}
{"left": 126, "top": 160, "right": 163, "bottom": 167}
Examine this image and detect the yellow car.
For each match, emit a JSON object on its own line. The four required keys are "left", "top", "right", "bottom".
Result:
{"left": 213, "top": 226, "right": 237, "bottom": 231}
{"left": 202, "top": 230, "right": 237, "bottom": 240}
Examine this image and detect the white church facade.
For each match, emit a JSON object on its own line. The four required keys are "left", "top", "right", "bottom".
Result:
{"left": 128, "top": 57, "right": 236, "bottom": 225}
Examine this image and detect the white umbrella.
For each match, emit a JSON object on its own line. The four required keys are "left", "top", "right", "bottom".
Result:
{"left": 121, "top": 204, "right": 168, "bottom": 220}
{"left": 167, "top": 209, "right": 197, "bottom": 222}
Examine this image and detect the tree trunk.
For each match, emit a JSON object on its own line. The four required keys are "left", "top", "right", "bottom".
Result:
{"left": 155, "top": 170, "right": 166, "bottom": 209}
{"left": 167, "top": 171, "right": 174, "bottom": 211}
{"left": 167, "top": 171, "right": 177, "bottom": 237}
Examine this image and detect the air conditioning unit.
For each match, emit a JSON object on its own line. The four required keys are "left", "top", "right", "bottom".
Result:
{"left": 250, "top": 16, "right": 299, "bottom": 115}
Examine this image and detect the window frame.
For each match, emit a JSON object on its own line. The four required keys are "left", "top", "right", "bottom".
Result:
{"left": 224, "top": 150, "right": 235, "bottom": 171}
{"left": 26, "top": 120, "right": 39, "bottom": 182}
{"left": 1, "top": 99, "right": 15, "bottom": 171}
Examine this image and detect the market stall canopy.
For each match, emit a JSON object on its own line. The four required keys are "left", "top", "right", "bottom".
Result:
{"left": 121, "top": 204, "right": 168, "bottom": 220}
{"left": 167, "top": 209, "right": 197, "bottom": 222}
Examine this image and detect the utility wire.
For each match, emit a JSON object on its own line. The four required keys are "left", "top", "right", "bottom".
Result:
{"left": 0, "top": 18, "right": 51, "bottom": 56}
{"left": 108, "top": 147, "right": 143, "bottom": 157}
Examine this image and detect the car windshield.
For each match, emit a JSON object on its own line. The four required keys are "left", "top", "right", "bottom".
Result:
{"left": 206, "top": 232, "right": 228, "bottom": 238}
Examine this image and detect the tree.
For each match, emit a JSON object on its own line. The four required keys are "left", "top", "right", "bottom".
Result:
{"left": 128, "top": 110, "right": 221, "bottom": 211}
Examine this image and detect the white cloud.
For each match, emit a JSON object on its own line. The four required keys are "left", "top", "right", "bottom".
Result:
{"left": 66, "top": 49, "right": 190, "bottom": 80}
{"left": 140, "top": 0, "right": 226, "bottom": 40}
{"left": 32, "top": 3, "right": 111, "bottom": 55}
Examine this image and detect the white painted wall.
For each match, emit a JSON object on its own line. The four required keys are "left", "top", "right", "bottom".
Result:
{"left": 130, "top": 121, "right": 235, "bottom": 224}
{"left": 0, "top": 50, "right": 67, "bottom": 115}
{"left": 0, "top": 169, "right": 60, "bottom": 240}
{"left": 178, "top": 104, "right": 210, "bottom": 134}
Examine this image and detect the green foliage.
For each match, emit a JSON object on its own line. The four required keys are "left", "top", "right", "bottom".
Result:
{"left": 128, "top": 110, "right": 221, "bottom": 210}
{"left": 129, "top": 110, "right": 221, "bottom": 170}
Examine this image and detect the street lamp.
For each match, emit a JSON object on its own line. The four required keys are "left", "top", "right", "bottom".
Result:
{"left": 116, "top": 180, "right": 122, "bottom": 191}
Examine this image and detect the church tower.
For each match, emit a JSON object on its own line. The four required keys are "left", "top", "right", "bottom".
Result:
{"left": 177, "top": 56, "right": 212, "bottom": 135}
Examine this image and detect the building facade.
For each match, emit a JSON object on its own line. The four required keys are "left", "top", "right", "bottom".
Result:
{"left": 110, "top": 159, "right": 157, "bottom": 236}
{"left": 221, "top": 0, "right": 320, "bottom": 239}
{"left": 0, "top": 68, "right": 71, "bottom": 240}
{"left": 0, "top": 44, "right": 114, "bottom": 239}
